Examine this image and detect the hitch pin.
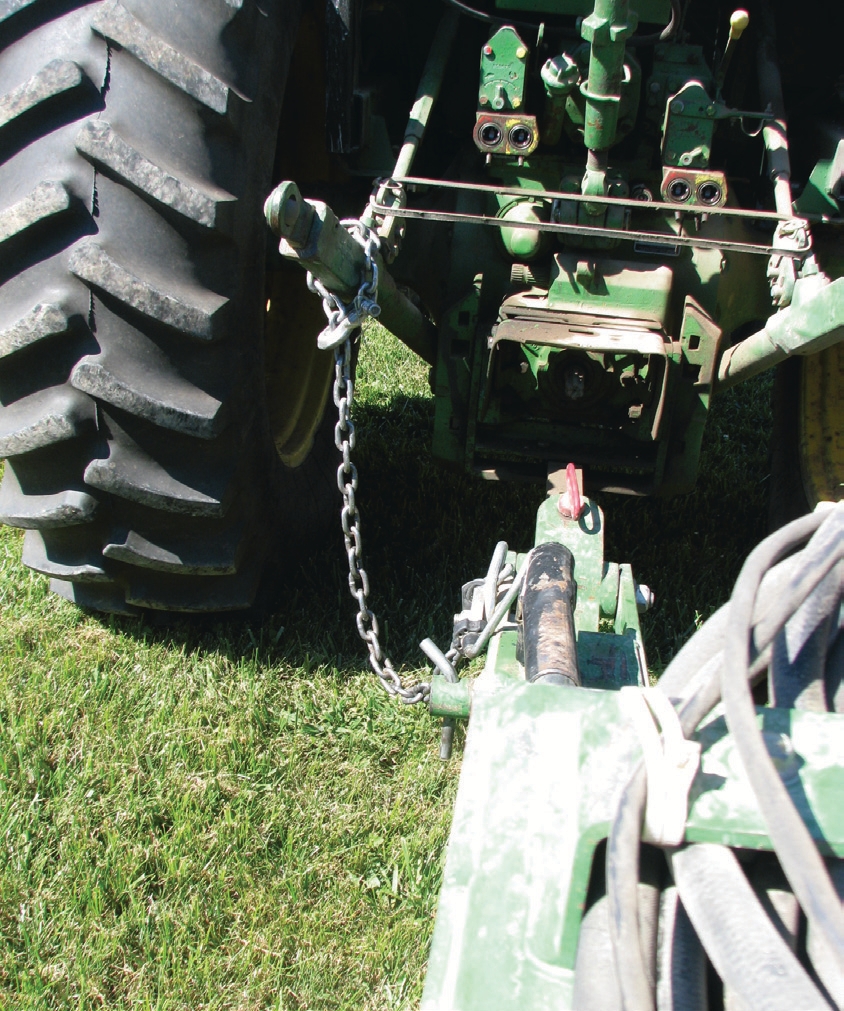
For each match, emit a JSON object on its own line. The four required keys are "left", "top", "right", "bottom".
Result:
{"left": 558, "top": 463, "right": 584, "bottom": 521}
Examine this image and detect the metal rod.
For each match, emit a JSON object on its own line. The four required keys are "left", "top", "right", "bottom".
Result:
{"left": 419, "top": 637, "right": 459, "bottom": 761}
{"left": 757, "top": 2, "right": 792, "bottom": 216}
{"left": 393, "top": 175, "right": 826, "bottom": 224}
{"left": 420, "top": 637, "right": 458, "bottom": 682}
{"left": 370, "top": 9, "right": 459, "bottom": 250}
{"left": 483, "top": 541, "right": 508, "bottom": 622}
{"left": 392, "top": 10, "right": 460, "bottom": 181}
{"left": 464, "top": 559, "right": 529, "bottom": 661}
{"left": 266, "top": 182, "right": 438, "bottom": 363}
{"left": 370, "top": 203, "right": 806, "bottom": 258}
{"left": 580, "top": 0, "right": 635, "bottom": 157}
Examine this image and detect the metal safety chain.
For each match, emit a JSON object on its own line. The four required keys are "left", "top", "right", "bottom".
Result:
{"left": 307, "top": 221, "right": 430, "bottom": 705}
{"left": 306, "top": 219, "right": 381, "bottom": 351}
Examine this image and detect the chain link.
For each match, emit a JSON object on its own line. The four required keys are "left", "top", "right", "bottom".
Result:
{"left": 307, "top": 220, "right": 382, "bottom": 350}
{"left": 309, "top": 221, "right": 430, "bottom": 706}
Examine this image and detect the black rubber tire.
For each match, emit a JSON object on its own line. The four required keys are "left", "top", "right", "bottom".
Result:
{"left": 0, "top": 0, "right": 339, "bottom": 614}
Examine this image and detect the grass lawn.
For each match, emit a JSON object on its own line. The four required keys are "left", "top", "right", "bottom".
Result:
{"left": 0, "top": 322, "right": 773, "bottom": 1009}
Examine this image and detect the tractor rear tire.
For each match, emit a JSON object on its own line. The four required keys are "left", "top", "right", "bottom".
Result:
{"left": 0, "top": 0, "right": 338, "bottom": 614}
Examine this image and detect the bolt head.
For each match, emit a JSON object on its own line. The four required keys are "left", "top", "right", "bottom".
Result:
{"left": 670, "top": 99, "right": 684, "bottom": 114}
{"left": 516, "top": 46, "right": 527, "bottom": 59}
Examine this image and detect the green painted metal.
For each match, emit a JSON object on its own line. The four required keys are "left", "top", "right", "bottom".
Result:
{"left": 422, "top": 487, "right": 843, "bottom": 1007}
{"left": 661, "top": 80, "right": 717, "bottom": 169}
{"left": 540, "top": 53, "right": 579, "bottom": 147}
{"left": 550, "top": 42, "right": 641, "bottom": 154}
{"left": 421, "top": 679, "right": 844, "bottom": 1010}
{"left": 686, "top": 706, "right": 844, "bottom": 854}
{"left": 717, "top": 275, "right": 844, "bottom": 390}
{"left": 421, "top": 683, "right": 636, "bottom": 1011}
{"left": 424, "top": 480, "right": 843, "bottom": 1006}
{"left": 536, "top": 493, "right": 647, "bottom": 683}
{"left": 615, "top": 562, "right": 643, "bottom": 640}
{"left": 535, "top": 495, "right": 605, "bottom": 633}
{"left": 428, "top": 214, "right": 763, "bottom": 491}
{"left": 496, "top": 198, "right": 550, "bottom": 260}
{"left": 431, "top": 279, "right": 481, "bottom": 467}
{"left": 478, "top": 26, "right": 530, "bottom": 112}
{"left": 660, "top": 296, "right": 723, "bottom": 496}
{"left": 579, "top": 0, "right": 638, "bottom": 155}
{"left": 546, "top": 253, "right": 672, "bottom": 320}
{"left": 274, "top": 0, "right": 793, "bottom": 504}
{"left": 794, "top": 150, "right": 844, "bottom": 217}
{"left": 430, "top": 675, "right": 472, "bottom": 719}
{"left": 642, "top": 43, "right": 713, "bottom": 133}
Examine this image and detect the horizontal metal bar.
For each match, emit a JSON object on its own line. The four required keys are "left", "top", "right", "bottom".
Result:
{"left": 393, "top": 174, "right": 835, "bottom": 226}
{"left": 370, "top": 202, "right": 800, "bottom": 257}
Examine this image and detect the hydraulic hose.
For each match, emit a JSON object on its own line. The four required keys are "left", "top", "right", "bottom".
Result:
{"left": 603, "top": 505, "right": 844, "bottom": 1009}
{"left": 577, "top": 844, "right": 661, "bottom": 1010}
{"left": 656, "top": 886, "right": 707, "bottom": 1011}
{"left": 657, "top": 542, "right": 812, "bottom": 707}
{"left": 573, "top": 895, "right": 624, "bottom": 1009}
{"left": 607, "top": 762, "right": 654, "bottom": 1010}
{"left": 676, "top": 508, "right": 834, "bottom": 735}
{"left": 670, "top": 844, "right": 830, "bottom": 1011}
{"left": 769, "top": 565, "right": 843, "bottom": 711}
{"left": 808, "top": 860, "right": 844, "bottom": 1009}
{"left": 721, "top": 505, "right": 844, "bottom": 985}
{"left": 828, "top": 632, "right": 844, "bottom": 713}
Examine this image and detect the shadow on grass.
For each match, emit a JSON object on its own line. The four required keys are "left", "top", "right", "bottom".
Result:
{"left": 83, "top": 370, "right": 773, "bottom": 678}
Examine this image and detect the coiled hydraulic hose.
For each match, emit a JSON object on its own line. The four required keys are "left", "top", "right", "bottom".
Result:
{"left": 599, "top": 504, "right": 844, "bottom": 1010}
